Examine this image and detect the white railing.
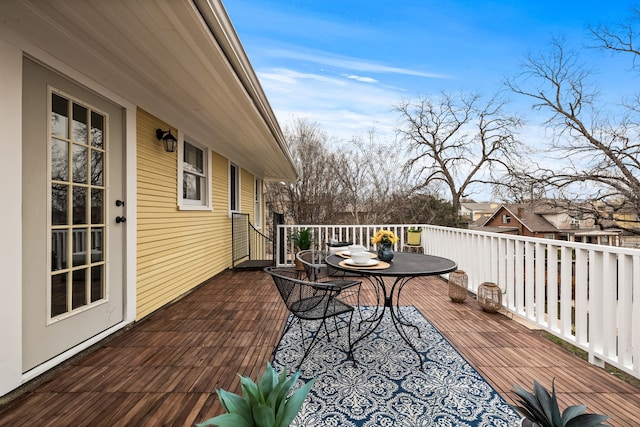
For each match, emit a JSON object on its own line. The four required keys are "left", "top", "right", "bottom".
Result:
{"left": 277, "top": 223, "right": 640, "bottom": 379}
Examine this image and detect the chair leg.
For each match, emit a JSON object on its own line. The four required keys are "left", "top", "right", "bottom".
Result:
{"left": 273, "top": 315, "right": 299, "bottom": 360}
{"left": 347, "top": 309, "right": 356, "bottom": 366}
{"left": 295, "top": 319, "right": 328, "bottom": 370}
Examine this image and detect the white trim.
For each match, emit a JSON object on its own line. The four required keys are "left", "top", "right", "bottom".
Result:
{"left": 124, "top": 106, "right": 137, "bottom": 323}
{"left": 21, "top": 321, "right": 129, "bottom": 384}
{"left": 254, "top": 178, "right": 262, "bottom": 229}
{"left": 0, "top": 39, "right": 24, "bottom": 397}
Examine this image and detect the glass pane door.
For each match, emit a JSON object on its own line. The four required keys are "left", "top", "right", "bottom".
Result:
{"left": 50, "top": 91, "right": 106, "bottom": 320}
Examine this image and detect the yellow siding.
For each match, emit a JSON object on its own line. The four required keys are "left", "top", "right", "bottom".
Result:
{"left": 135, "top": 109, "right": 256, "bottom": 320}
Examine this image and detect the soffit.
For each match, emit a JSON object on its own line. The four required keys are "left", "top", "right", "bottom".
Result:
{"left": 0, "top": 0, "right": 297, "bottom": 181}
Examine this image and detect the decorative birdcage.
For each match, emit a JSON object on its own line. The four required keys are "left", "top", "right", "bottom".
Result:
{"left": 477, "top": 282, "right": 502, "bottom": 313}
{"left": 448, "top": 270, "right": 468, "bottom": 303}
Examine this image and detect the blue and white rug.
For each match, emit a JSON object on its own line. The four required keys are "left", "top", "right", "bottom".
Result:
{"left": 272, "top": 306, "right": 521, "bottom": 427}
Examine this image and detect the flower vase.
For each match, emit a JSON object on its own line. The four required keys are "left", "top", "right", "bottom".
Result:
{"left": 377, "top": 243, "right": 394, "bottom": 262}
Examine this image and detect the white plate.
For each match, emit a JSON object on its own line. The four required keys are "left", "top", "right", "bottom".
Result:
{"left": 341, "top": 251, "right": 374, "bottom": 257}
{"left": 344, "top": 258, "right": 379, "bottom": 267}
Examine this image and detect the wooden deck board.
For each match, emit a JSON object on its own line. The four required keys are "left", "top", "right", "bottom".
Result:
{"left": 0, "top": 269, "right": 638, "bottom": 426}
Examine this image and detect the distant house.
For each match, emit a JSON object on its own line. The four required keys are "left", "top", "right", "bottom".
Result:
{"left": 0, "top": 0, "right": 297, "bottom": 398}
{"left": 473, "top": 202, "right": 622, "bottom": 245}
{"left": 459, "top": 202, "right": 499, "bottom": 222}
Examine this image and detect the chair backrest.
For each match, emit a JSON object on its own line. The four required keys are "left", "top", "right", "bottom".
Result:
{"left": 296, "top": 250, "right": 331, "bottom": 281}
{"left": 264, "top": 267, "right": 332, "bottom": 316}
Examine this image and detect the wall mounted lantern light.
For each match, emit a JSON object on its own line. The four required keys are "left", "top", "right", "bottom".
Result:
{"left": 156, "top": 128, "right": 178, "bottom": 153}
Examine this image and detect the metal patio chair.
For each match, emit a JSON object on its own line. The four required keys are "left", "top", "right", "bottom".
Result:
{"left": 265, "top": 266, "right": 356, "bottom": 370}
{"left": 296, "top": 250, "right": 362, "bottom": 305}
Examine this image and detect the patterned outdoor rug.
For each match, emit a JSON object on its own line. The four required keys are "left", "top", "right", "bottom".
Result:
{"left": 272, "top": 306, "right": 521, "bottom": 427}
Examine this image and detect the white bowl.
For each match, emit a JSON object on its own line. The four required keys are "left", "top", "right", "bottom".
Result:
{"left": 348, "top": 244, "right": 365, "bottom": 255}
{"left": 351, "top": 252, "right": 371, "bottom": 265}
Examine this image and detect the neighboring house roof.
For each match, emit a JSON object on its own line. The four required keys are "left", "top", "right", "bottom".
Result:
{"left": 0, "top": 0, "right": 297, "bottom": 181}
{"left": 480, "top": 203, "right": 559, "bottom": 234}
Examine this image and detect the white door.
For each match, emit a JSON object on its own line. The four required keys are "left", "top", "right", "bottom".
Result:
{"left": 22, "top": 58, "right": 125, "bottom": 372}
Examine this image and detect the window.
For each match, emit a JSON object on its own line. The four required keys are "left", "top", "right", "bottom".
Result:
{"left": 254, "top": 179, "right": 262, "bottom": 227}
{"left": 229, "top": 163, "right": 240, "bottom": 212}
{"left": 178, "top": 138, "right": 211, "bottom": 210}
{"left": 502, "top": 214, "right": 511, "bottom": 224}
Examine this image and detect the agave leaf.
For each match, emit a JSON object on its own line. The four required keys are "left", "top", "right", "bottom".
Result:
{"left": 564, "top": 413, "right": 609, "bottom": 427}
{"left": 216, "top": 388, "right": 251, "bottom": 419}
{"left": 277, "top": 377, "right": 316, "bottom": 427}
{"left": 252, "top": 404, "right": 276, "bottom": 427}
{"left": 195, "top": 412, "right": 255, "bottom": 427}
{"left": 274, "top": 372, "right": 299, "bottom": 412}
{"left": 549, "top": 379, "right": 562, "bottom": 427}
{"left": 532, "top": 380, "right": 554, "bottom": 425}
{"left": 258, "top": 363, "right": 275, "bottom": 399}
{"left": 512, "top": 384, "right": 548, "bottom": 423}
{"left": 561, "top": 404, "right": 586, "bottom": 423}
{"left": 265, "top": 376, "right": 286, "bottom": 410}
{"left": 240, "top": 375, "right": 262, "bottom": 407}
{"left": 277, "top": 364, "right": 288, "bottom": 383}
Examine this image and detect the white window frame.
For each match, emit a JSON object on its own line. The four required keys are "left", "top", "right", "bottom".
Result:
{"left": 502, "top": 214, "right": 511, "bottom": 224}
{"left": 254, "top": 178, "right": 262, "bottom": 228}
{"left": 229, "top": 162, "right": 240, "bottom": 213}
{"left": 178, "top": 135, "right": 211, "bottom": 210}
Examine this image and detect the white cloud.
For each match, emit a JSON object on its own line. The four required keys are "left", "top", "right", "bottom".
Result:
{"left": 342, "top": 74, "right": 378, "bottom": 83}
{"left": 257, "top": 67, "right": 402, "bottom": 143}
{"left": 266, "top": 48, "right": 450, "bottom": 80}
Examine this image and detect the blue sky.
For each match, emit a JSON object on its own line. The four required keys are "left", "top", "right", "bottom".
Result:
{"left": 224, "top": 1, "right": 638, "bottom": 144}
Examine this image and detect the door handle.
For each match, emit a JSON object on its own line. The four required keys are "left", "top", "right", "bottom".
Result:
{"left": 116, "top": 200, "right": 125, "bottom": 207}
{"left": 115, "top": 216, "right": 127, "bottom": 224}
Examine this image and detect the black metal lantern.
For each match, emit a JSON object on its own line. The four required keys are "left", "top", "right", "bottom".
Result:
{"left": 156, "top": 128, "right": 178, "bottom": 152}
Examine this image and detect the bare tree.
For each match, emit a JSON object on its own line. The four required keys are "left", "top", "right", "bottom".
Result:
{"left": 395, "top": 93, "right": 523, "bottom": 221}
{"left": 265, "top": 118, "right": 343, "bottom": 224}
{"left": 506, "top": 37, "right": 640, "bottom": 229}
{"left": 334, "top": 129, "right": 414, "bottom": 224}
{"left": 266, "top": 119, "right": 460, "bottom": 228}
{"left": 589, "top": 8, "right": 640, "bottom": 66}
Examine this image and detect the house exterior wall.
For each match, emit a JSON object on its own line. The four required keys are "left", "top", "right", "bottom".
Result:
{"left": 135, "top": 109, "right": 257, "bottom": 320}
{"left": 483, "top": 208, "right": 522, "bottom": 233}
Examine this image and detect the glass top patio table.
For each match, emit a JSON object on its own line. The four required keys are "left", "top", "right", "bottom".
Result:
{"left": 326, "top": 251, "right": 457, "bottom": 370}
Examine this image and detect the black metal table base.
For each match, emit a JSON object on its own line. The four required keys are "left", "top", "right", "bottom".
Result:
{"left": 348, "top": 275, "right": 426, "bottom": 370}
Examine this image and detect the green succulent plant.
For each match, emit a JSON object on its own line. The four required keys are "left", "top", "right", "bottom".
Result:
{"left": 512, "top": 379, "right": 609, "bottom": 427}
{"left": 197, "top": 362, "right": 315, "bottom": 427}
{"left": 290, "top": 228, "right": 313, "bottom": 250}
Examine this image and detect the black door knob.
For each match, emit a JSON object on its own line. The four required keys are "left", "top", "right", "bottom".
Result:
{"left": 116, "top": 200, "right": 125, "bottom": 207}
{"left": 115, "top": 216, "right": 127, "bottom": 223}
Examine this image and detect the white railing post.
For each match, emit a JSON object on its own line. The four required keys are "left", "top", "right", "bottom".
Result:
{"left": 588, "top": 250, "right": 605, "bottom": 368}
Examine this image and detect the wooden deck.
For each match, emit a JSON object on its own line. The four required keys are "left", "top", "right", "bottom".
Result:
{"left": 1, "top": 269, "right": 639, "bottom": 426}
